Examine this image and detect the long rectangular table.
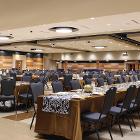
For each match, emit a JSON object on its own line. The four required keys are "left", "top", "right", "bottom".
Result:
{"left": 34, "top": 82, "right": 140, "bottom": 140}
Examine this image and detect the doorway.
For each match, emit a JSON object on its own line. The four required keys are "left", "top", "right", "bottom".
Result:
{"left": 15, "top": 60, "right": 23, "bottom": 71}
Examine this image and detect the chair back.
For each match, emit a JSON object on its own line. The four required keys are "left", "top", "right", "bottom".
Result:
{"left": 97, "top": 77, "right": 104, "bottom": 87}
{"left": 107, "top": 77, "right": 113, "bottom": 85}
{"left": 1, "top": 79, "right": 16, "bottom": 96}
{"left": 63, "top": 74, "right": 72, "bottom": 88}
{"left": 129, "top": 76, "right": 134, "bottom": 82}
{"left": 134, "top": 86, "right": 140, "bottom": 107}
{"left": 133, "top": 75, "right": 138, "bottom": 81}
{"left": 31, "top": 82, "right": 44, "bottom": 103}
{"left": 22, "top": 75, "right": 32, "bottom": 82}
{"left": 117, "top": 76, "right": 123, "bottom": 83}
{"left": 51, "top": 74, "right": 59, "bottom": 81}
{"left": 85, "top": 78, "right": 92, "bottom": 85}
{"left": 122, "top": 85, "right": 136, "bottom": 110}
{"left": 122, "top": 76, "right": 129, "bottom": 83}
{"left": 51, "top": 80, "right": 63, "bottom": 93}
{"left": 10, "top": 72, "right": 16, "bottom": 81}
{"left": 101, "top": 87, "right": 117, "bottom": 115}
{"left": 70, "top": 80, "right": 81, "bottom": 90}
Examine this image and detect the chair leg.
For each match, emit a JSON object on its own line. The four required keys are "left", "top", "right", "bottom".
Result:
{"left": 126, "top": 114, "right": 133, "bottom": 132}
{"left": 30, "top": 112, "right": 36, "bottom": 130}
{"left": 110, "top": 115, "right": 114, "bottom": 128}
{"left": 26, "top": 98, "right": 29, "bottom": 113}
{"left": 108, "top": 126, "right": 113, "bottom": 140}
{"left": 95, "top": 124, "right": 100, "bottom": 140}
{"left": 14, "top": 99, "right": 17, "bottom": 116}
{"left": 117, "top": 117, "right": 123, "bottom": 137}
{"left": 130, "top": 114, "right": 136, "bottom": 129}
{"left": 137, "top": 110, "right": 140, "bottom": 119}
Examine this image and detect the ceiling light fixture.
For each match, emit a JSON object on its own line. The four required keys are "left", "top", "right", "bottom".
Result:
{"left": 122, "top": 52, "right": 128, "bottom": 56}
{"left": 90, "top": 17, "right": 95, "bottom": 20}
{"left": 31, "top": 48, "right": 43, "bottom": 52}
{"left": 0, "top": 36, "right": 12, "bottom": 41}
{"left": 34, "top": 49, "right": 43, "bottom": 52}
{"left": 107, "top": 24, "right": 111, "bottom": 26}
{"left": 49, "top": 27, "right": 78, "bottom": 33}
{"left": 94, "top": 46, "right": 105, "bottom": 49}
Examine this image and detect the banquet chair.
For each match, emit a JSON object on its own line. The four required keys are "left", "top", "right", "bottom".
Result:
{"left": 117, "top": 76, "right": 123, "bottom": 83}
{"left": 129, "top": 76, "right": 134, "bottom": 82}
{"left": 122, "top": 76, "right": 129, "bottom": 83}
{"left": 10, "top": 72, "right": 17, "bottom": 81}
{"left": 22, "top": 75, "right": 32, "bottom": 82}
{"left": 18, "top": 84, "right": 32, "bottom": 112}
{"left": 107, "top": 77, "right": 114, "bottom": 85}
{"left": 30, "top": 82, "right": 44, "bottom": 129}
{"left": 82, "top": 87, "right": 117, "bottom": 140}
{"left": 51, "top": 80, "right": 64, "bottom": 93}
{"left": 70, "top": 79, "right": 81, "bottom": 90}
{"left": 85, "top": 78, "right": 92, "bottom": 85}
{"left": 0, "top": 79, "right": 16, "bottom": 114}
{"left": 97, "top": 77, "right": 104, "bottom": 87}
{"left": 110, "top": 85, "right": 136, "bottom": 137}
{"left": 63, "top": 74, "right": 72, "bottom": 90}
{"left": 133, "top": 75, "right": 138, "bottom": 81}
{"left": 131, "top": 86, "right": 140, "bottom": 119}
{"left": 51, "top": 73, "right": 59, "bottom": 81}
{"left": 39, "top": 76, "right": 49, "bottom": 89}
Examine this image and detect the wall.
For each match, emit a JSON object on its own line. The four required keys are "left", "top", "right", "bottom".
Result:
{"left": 0, "top": 51, "right": 12, "bottom": 69}
{"left": 64, "top": 62, "right": 125, "bottom": 71}
{"left": 13, "top": 53, "right": 26, "bottom": 70}
{"left": 60, "top": 51, "right": 140, "bottom": 61}
{"left": 26, "top": 53, "right": 43, "bottom": 70}
{"left": 43, "top": 54, "right": 57, "bottom": 70}
{"left": 50, "top": 51, "right": 140, "bottom": 71}
{"left": 0, "top": 50, "right": 43, "bottom": 70}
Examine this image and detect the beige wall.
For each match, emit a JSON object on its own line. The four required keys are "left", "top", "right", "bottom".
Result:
{"left": 43, "top": 54, "right": 57, "bottom": 70}
{"left": 50, "top": 51, "right": 140, "bottom": 61}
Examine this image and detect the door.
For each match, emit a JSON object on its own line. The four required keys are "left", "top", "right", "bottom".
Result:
{"left": 15, "top": 60, "right": 22, "bottom": 70}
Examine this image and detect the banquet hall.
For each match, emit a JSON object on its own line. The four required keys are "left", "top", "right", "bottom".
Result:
{"left": 0, "top": 0, "right": 140, "bottom": 140}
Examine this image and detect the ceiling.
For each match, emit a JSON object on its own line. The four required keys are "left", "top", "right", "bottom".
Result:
{"left": 0, "top": 0, "right": 140, "bottom": 30}
{"left": 0, "top": 0, "right": 140, "bottom": 53}
{"left": 38, "top": 36, "right": 140, "bottom": 52}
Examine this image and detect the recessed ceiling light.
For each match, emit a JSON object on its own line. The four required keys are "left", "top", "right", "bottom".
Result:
{"left": 107, "top": 24, "right": 111, "bottom": 26}
{"left": 125, "top": 60, "right": 127, "bottom": 62}
{"left": 90, "top": 17, "right": 95, "bottom": 20}
{"left": 0, "top": 36, "right": 12, "bottom": 41}
{"left": 119, "top": 29, "right": 123, "bottom": 31}
{"left": 35, "top": 49, "right": 43, "bottom": 52}
{"left": 31, "top": 48, "right": 43, "bottom": 52}
{"left": 49, "top": 27, "right": 78, "bottom": 33}
{"left": 94, "top": 46, "right": 105, "bottom": 49}
{"left": 122, "top": 52, "right": 128, "bottom": 56}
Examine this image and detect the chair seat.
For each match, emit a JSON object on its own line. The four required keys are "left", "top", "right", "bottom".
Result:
{"left": 117, "top": 102, "right": 123, "bottom": 107}
{"left": 110, "top": 106, "right": 126, "bottom": 115}
{"left": 82, "top": 112, "right": 106, "bottom": 122}
{"left": 19, "top": 93, "right": 32, "bottom": 98}
{"left": 0, "top": 95, "right": 15, "bottom": 101}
